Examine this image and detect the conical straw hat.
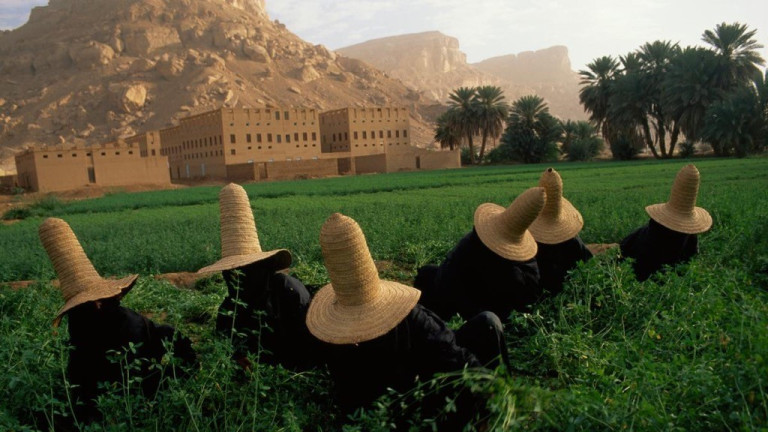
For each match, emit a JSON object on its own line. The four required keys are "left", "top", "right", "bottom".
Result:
{"left": 528, "top": 168, "right": 584, "bottom": 244}
{"left": 198, "top": 183, "right": 291, "bottom": 274}
{"left": 306, "top": 213, "right": 421, "bottom": 345}
{"left": 39, "top": 218, "right": 138, "bottom": 327}
{"left": 474, "top": 187, "right": 546, "bottom": 261}
{"left": 645, "top": 164, "right": 712, "bottom": 234}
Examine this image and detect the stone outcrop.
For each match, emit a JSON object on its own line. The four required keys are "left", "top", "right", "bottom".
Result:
{"left": 337, "top": 32, "right": 586, "bottom": 120}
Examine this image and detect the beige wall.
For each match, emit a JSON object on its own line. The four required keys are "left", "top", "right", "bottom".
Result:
{"left": 265, "top": 158, "right": 338, "bottom": 180}
{"left": 354, "top": 154, "right": 388, "bottom": 174}
{"left": 419, "top": 149, "right": 461, "bottom": 170}
{"left": 93, "top": 156, "right": 169, "bottom": 187}
{"left": 320, "top": 107, "right": 412, "bottom": 157}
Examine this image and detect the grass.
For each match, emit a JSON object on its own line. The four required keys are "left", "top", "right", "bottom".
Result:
{"left": 0, "top": 157, "right": 767, "bottom": 430}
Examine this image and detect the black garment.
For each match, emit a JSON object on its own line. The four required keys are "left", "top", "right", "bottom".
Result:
{"left": 216, "top": 266, "right": 317, "bottom": 370}
{"left": 536, "top": 235, "right": 593, "bottom": 296}
{"left": 620, "top": 218, "right": 699, "bottom": 281}
{"left": 416, "top": 229, "right": 541, "bottom": 321}
{"left": 66, "top": 298, "right": 197, "bottom": 423}
{"left": 324, "top": 304, "right": 493, "bottom": 414}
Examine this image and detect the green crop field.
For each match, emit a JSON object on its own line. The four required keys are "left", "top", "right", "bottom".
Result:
{"left": 1, "top": 157, "right": 767, "bottom": 430}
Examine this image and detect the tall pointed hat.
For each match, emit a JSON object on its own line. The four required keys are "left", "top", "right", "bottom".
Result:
{"left": 306, "top": 213, "right": 421, "bottom": 345}
{"left": 474, "top": 187, "right": 546, "bottom": 261}
{"left": 39, "top": 218, "right": 138, "bottom": 327}
{"left": 528, "top": 168, "right": 584, "bottom": 244}
{"left": 645, "top": 164, "right": 712, "bottom": 234}
{"left": 198, "top": 183, "right": 291, "bottom": 274}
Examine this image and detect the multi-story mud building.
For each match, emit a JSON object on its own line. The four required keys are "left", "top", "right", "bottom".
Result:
{"left": 15, "top": 105, "right": 460, "bottom": 192}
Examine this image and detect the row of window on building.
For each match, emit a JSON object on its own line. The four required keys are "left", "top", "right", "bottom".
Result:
{"left": 233, "top": 131, "right": 318, "bottom": 144}
{"left": 41, "top": 150, "right": 135, "bottom": 159}
{"left": 328, "top": 129, "right": 408, "bottom": 142}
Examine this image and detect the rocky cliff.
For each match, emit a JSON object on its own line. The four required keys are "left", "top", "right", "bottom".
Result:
{"left": 0, "top": 0, "right": 431, "bottom": 170}
{"left": 337, "top": 32, "right": 585, "bottom": 121}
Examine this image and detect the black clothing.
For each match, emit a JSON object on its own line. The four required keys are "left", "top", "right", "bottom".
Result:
{"left": 620, "top": 218, "right": 699, "bottom": 281}
{"left": 66, "top": 300, "right": 197, "bottom": 423}
{"left": 536, "top": 235, "right": 593, "bottom": 296}
{"left": 216, "top": 268, "right": 317, "bottom": 370}
{"left": 416, "top": 229, "right": 541, "bottom": 321}
{"left": 323, "top": 304, "right": 486, "bottom": 414}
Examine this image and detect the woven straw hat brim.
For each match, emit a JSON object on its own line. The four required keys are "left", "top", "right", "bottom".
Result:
{"left": 306, "top": 280, "right": 421, "bottom": 345}
{"left": 528, "top": 198, "right": 584, "bottom": 244}
{"left": 645, "top": 203, "right": 712, "bottom": 234}
{"left": 197, "top": 249, "right": 291, "bottom": 274}
{"left": 53, "top": 274, "right": 138, "bottom": 326}
{"left": 474, "top": 203, "right": 538, "bottom": 261}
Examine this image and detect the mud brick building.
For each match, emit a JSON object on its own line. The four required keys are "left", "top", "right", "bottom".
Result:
{"left": 15, "top": 105, "right": 460, "bottom": 192}
{"left": 15, "top": 141, "right": 169, "bottom": 193}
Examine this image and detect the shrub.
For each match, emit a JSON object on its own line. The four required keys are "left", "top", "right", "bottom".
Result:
{"left": 678, "top": 140, "right": 696, "bottom": 158}
{"left": 566, "top": 136, "right": 604, "bottom": 161}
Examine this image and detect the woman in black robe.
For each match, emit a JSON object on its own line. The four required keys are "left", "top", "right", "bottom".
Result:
{"left": 620, "top": 164, "right": 712, "bottom": 281}
{"left": 415, "top": 187, "right": 546, "bottom": 322}
{"left": 528, "top": 168, "right": 593, "bottom": 296}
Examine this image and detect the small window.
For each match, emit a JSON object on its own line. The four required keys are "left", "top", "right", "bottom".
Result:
{"left": 379, "top": 131, "right": 384, "bottom": 138}
{"left": 403, "top": 130, "right": 408, "bottom": 138}
{"left": 246, "top": 134, "right": 252, "bottom": 143}
{"left": 388, "top": 130, "right": 392, "bottom": 138}
{"left": 128, "top": 150, "right": 133, "bottom": 155}
{"left": 354, "top": 131, "right": 358, "bottom": 139}
{"left": 230, "top": 134, "right": 236, "bottom": 144}
{"left": 277, "top": 135, "right": 282, "bottom": 143}
{"left": 115, "top": 151, "right": 120, "bottom": 155}
{"left": 362, "top": 131, "right": 367, "bottom": 139}
{"left": 396, "top": 130, "right": 400, "bottom": 138}
{"left": 312, "top": 132, "right": 316, "bottom": 141}
{"left": 284, "top": 111, "right": 289, "bottom": 120}
{"left": 57, "top": 154, "right": 63, "bottom": 158}
{"left": 86, "top": 152, "right": 92, "bottom": 156}
{"left": 275, "top": 111, "right": 280, "bottom": 120}
{"left": 303, "top": 132, "right": 308, "bottom": 141}
{"left": 286, "top": 134, "right": 291, "bottom": 143}
{"left": 231, "top": 149, "right": 236, "bottom": 155}
{"left": 247, "top": 146, "right": 252, "bottom": 150}
{"left": 101, "top": 152, "right": 106, "bottom": 156}
{"left": 294, "top": 132, "right": 299, "bottom": 141}
{"left": 267, "top": 133, "right": 273, "bottom": 143}
{"left": 43, "top": 154, "right": 48, "bottom": 159}
{"left": 72, "top": 153, "right": 77, "bottom": 157}
{"left": 151, "top": 149, "right": 156, "bottom": 156}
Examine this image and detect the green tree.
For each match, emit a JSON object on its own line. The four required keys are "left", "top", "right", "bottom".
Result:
{"left": 447, "top": 87, "right": 480, "bottom": 164}
{"left": 663, "top": 47, "right": 724, "bottom": 143}
{"left": 434, "top": 110, "right": 461, "bottom": 150}
{"left": 475, "top": 85, "right": 508, "bottom": 162}
{"left": 702, "top": 22, "right": 766, "bottom": 90}
{"left": 489, "top": 95, "right": 561, "bottom": 163}
{"left": 579, "top": 56, "right": 620, "bottom": 141}
{"left": 560, "top": 120, "right": 604, "bottom": 161}
{"left": 702, "top": 70, "right": 768, "bottom": 156}
{"left": 608, "top": 41, "right": 682, "bottom": 158}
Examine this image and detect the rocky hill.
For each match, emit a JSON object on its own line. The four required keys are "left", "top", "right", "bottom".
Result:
{"left": 0, "top": 0, "right": 431, "bottom": 171}
{"left": 337, "top": 32, "right": 586, "bottom": 120}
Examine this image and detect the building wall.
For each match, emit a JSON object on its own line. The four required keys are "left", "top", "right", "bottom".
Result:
{"left": 221, "top": 107, "right": 322, "bottom": 166}
{"left": 320, "top": 107, "right": 412, "bottom": 157}
{"left": 93, "top": 156, "right": 170, "bottom": 187}
{"left": 354, "top": 154, "right": 388, "bottom": 174}
{"left": 16, "top": 147, "right": 90, "bottom": 192}
{"left": 419, "top": 149, "right": 461, "bottom": 170}
{"left": 386, "top": 149, "right": 418, "bottom": 172}
{"left": 265, "top": 158, "right": 338, "bottom": 180}
{"left": 159, "top": 110, "right": 226, "bottom": 180}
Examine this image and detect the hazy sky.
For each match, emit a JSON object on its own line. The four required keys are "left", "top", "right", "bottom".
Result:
{"left": 2, "top": 0, "right": 766, "bottom": 71}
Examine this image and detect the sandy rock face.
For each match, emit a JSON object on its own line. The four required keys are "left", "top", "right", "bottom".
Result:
{"left": 156, "top": 54, "right": 186, "bottom": 80}
{"left": 119, "top": 84, "right": 148, "bottom": 113}
{"left": 69, "top": 41, "right": 115, "bottom": 68}
{"left": 122, "top": 26, "right": 182, "bottom": 56}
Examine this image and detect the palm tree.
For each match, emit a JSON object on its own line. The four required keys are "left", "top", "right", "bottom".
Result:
{"left": 579, "top": 56, "right": 620, "bottom": 140}
{"left": 702, "top": 22, "right": 766, "bottom": 90}
{"left": 496, "top": 95, "right": 561, "bottom": 163}
{"left": 474, "top": 85, "right": 508, "bottom": 162}
{"left": 447, "top": 87, "right": 480, "bottom": 164}
{"left": 663, "top": 47, "right": 724, "bottom": 143}
{"left": 434, "top": 110, "right": 461, "bottom": 150}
